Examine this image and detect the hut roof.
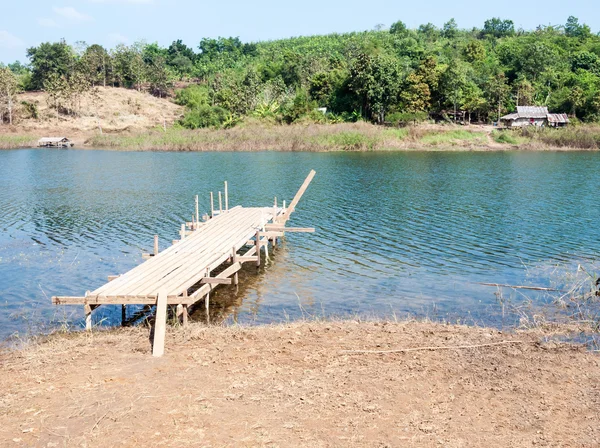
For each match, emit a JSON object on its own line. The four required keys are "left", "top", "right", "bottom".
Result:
{"left": 38, "top": 137, "right": 70, "bottom": 143}
{"left": 547, "top": 113, "right": 569, "bottom": 124}
{"left": 516, "top": 106, "right": 549, "bottom": 119}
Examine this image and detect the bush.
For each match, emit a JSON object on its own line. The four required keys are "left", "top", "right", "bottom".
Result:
{"left": 492, "top": 130, "right": 518, "bottom": 144}
{"left": 174, "top": 85, "right": 210, "bottom": 109}
{"left": 386, "top": 111, "right": 429, "bottom": 126}
{"left": 179, "top": 105, "right": 229, "bottom": 129}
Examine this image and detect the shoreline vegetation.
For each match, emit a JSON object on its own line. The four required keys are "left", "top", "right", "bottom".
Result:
{"left": 1, "top": 319, "right": 599, "bottom": 446}
{"left": 3, "top": 121, "right": 600, "bottom": 152}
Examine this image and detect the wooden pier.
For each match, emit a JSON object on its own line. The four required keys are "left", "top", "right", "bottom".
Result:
{"left": 52, "top": 170, "right": 316, "bottom": 356}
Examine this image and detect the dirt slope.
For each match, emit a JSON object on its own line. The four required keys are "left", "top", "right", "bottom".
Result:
{"left": 11, "top": 87, "right": 183, "bottom": 136}
{"left": 1, "top": 321, "right": 598, "bottom": 447}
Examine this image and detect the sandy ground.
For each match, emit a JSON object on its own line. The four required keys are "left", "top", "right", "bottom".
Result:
{"left": 1, "top": 320, "right": 598, "bottom": 447}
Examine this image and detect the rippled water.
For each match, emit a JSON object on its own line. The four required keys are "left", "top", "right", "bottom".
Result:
{"left": 1, "top": 149, "right": 599, "bottom": 340}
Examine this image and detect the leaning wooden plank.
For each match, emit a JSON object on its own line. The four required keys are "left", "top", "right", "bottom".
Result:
{"left": 259, "top": 231, "right": 285, "bottom": 238}
{"left": 152, "top": 291, "right": 168, "bottom": 357}
{"left": 278, "top": 170, "right": 316, "bottom": 222}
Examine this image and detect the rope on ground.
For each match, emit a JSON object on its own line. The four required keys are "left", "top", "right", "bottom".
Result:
{"left": 340, "top": 340, "right": 530, "bottom": 355}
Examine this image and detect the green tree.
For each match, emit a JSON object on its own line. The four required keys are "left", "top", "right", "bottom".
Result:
{"left": 482, "top": 18, "right": 515, "bottom": 38}
{"left": 26, "top": 40, "right": 75, "bottom": 90}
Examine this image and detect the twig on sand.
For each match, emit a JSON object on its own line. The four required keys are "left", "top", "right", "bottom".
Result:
{"left": 341, "top": 340, "right": 529, "bottom": 355}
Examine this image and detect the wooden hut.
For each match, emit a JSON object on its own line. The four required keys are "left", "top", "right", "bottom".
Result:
{"left": 38, "top": 137, "right": 74, "bottom": 148}
{"left": 500, "top": 107, "right": 570, "bottom": 129}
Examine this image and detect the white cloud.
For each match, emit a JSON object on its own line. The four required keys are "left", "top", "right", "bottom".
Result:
{"left": 108, "top": 33, "right": 130, "bottom": 44}
{"left": 37, "top": 18, "right": 60, "bottom": 28}
{"left": 0, "top": 30, "right": 25, "bottom": 49}
{"left": 53, "top": 6, "right": 93, "bottom": 22}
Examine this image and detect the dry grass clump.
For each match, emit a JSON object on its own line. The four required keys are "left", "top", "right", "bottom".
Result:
{"left": 0, "top": 134, "right": 37, "bottom": 149}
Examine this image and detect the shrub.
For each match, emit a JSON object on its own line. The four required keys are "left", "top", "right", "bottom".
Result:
{"left": 179, "top": 105, "right": 229, "bottom": 129}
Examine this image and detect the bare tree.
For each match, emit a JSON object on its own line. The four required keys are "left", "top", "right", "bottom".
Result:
{"left": 0, "top": 67, "right": 20, "bottom": 125}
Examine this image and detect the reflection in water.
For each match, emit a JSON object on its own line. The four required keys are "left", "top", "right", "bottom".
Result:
{"left": 1, "top": 149, "right": 599, "bottom": 340}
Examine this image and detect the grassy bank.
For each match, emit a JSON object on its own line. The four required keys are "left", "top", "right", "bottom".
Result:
{"left": 0, "top": 134, "right": 38, "bottom": 149}
{"left": 86, "top": 122, "right": 491, "bottom": 151}
{"left": 492, "top": 124, "right": 600, "bottom": 150}
{"left": 1, "top": 319, "right": 598, "bottom": 447}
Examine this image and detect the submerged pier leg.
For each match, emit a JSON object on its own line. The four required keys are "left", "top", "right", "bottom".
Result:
{"left": 255, "top": 231, "right": 261, "bottom": 269}
{"left": 121, "top": 305, "right": 126, "bottom": 326}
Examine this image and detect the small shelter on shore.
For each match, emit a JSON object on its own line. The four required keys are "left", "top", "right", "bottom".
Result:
{"left": 500, "top": 107, "right": 569, "bottom": 128}
{"left": 38, "top": 137, "right": 74, "bottom": 148}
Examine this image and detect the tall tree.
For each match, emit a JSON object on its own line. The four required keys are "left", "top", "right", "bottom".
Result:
{"left": 26, "top": 40, "right": 74, "bottom": 90}
{"left": 0, "top": 67, "right": 20, "bottom": 125}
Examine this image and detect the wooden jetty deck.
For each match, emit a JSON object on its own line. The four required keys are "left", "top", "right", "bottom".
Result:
{"left": 52, "top": 170, "right": 316, "bottom": 356}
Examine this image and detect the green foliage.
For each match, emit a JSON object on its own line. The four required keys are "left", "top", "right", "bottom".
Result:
{"left": 492, "top": 130, "right": 519, "bottom": 144}
{"left": 386, "top": 111, "right": 429, "bottom": 126}
{"left": 179, "top": 104, "right": 229, "bottom": 129}
{"left": 11, "top": 16, "right": 600, "bottom": 125}
{"left": 26, "top": 40, "right": 75, "bottom": 90}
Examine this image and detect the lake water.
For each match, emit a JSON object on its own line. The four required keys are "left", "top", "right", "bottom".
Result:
{"left": 1, "top": 149, "right": 599, "bottom": 340}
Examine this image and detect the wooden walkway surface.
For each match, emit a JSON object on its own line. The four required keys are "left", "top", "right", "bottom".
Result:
{"left": 55, "top": 206, "right": 276, "bottom": 306}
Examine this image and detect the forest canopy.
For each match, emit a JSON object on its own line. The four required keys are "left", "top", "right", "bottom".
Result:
{"left": 2, "top": 16, "right": 600, "bottom": 127}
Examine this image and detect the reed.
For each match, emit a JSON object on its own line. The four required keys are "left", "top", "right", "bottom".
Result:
{"left": 0, "top": 134, "right": 38, "bottom": 149}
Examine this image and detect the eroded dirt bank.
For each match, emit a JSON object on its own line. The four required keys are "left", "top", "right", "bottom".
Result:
{"left": 1, "top": 321, "right": 599, "bottom": 447}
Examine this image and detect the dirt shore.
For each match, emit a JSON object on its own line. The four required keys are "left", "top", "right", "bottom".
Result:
{"left": 1, "top": 320, "right": 598, "bottom": 447}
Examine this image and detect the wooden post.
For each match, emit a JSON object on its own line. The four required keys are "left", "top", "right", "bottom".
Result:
{"left": 210, "top": 192, "right": 214, "bottom": 218}
{"left": 273, "top": 197, "right": 278, "bottom": 247}
{"left": 195, "top": 195, "right": 199, "bottom": 228}
{"left": 218, "top": 191, "right": 223, "bottom": 215}
{"left": 232, "top": 246, "right": 239, "bottom": 285}
{"left": 182, "top": 305, "right": 189, "bottom": 327}
{"left": 224, "top": 181, "right": 229, "bottom": 212}
{"left": 153, "top": 290, "right": 168, "bottom": 357}
{"left": 153, "top": 235, "right": 159, "bottom": 256}
{"left": 85, "top": 304, "right": 93, "bottom": 331}
{"left": 180, "top": 224, "right": 186, "bottom": 240}
{"left": 121, "top": 305, "right": 126, "bottom": 326}
{"left": 255, "top": 230, "right": 261, "bottom": 268}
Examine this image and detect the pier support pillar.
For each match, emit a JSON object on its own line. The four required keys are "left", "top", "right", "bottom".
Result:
{"left": 121, "top": 305, "right": 126, "bottom": 326}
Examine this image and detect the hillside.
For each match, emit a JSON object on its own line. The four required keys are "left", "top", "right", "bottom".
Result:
{"left": 3, "top": 87, "right": 183, "bottom": 140}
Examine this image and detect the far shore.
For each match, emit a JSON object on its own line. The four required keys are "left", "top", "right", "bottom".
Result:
{"left": 1, "top": 319, "right": 599, "bottom": 446}
{"left": 2, "top": 122, "right": 599, "bottom": 152}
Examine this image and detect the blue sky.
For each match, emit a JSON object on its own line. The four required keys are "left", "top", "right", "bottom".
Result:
{"left": 0, "top": 0, "right": 598, "bottom": 63}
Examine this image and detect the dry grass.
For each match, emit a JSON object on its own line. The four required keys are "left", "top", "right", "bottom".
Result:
{"left": 86, "top": 122, "right": 499, "bottom": 152}
{"left": 15, "top": 87, "right": 183, "bottom": 133}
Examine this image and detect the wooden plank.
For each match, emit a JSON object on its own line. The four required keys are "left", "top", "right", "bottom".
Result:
{"left": 237, "top": 256, "right": 258, "bottom": 263}
{"left": 278, "top": 170, "right": 316, "bottom": 222}
{"left": 108, "top": 275, "right": 120, "bottom": 282}
{"left": 152, "top": 291, "right": 168, "bottom": 357}
{"left": 93, "top": 207, "right": 249, "bottom": 297}
{"left": 201, "top": 277, "right": 232, "bottom": 285}
{"left": 259, "top": 231, "right": 284, "bottom": 238}
{"left": 136, "top": 208, "right": 266, "bottom": 297}
{"left": 264, "top": 226, "right": 316, "bottom": 233}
